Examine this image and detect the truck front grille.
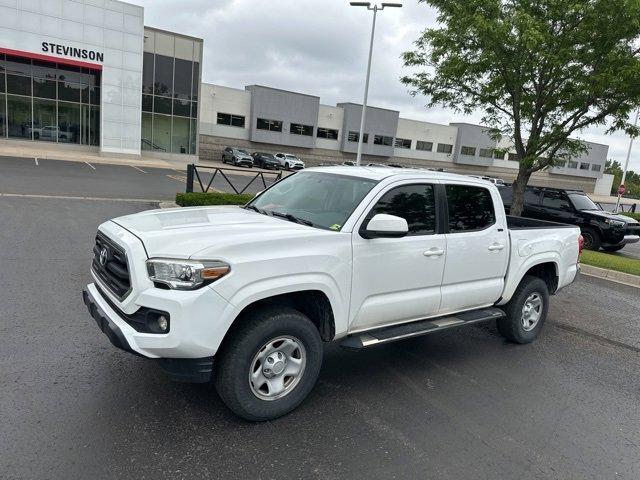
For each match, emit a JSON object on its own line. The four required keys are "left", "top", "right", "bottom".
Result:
{"left": 91, "top": 232, "right": 131, "bottom": 301}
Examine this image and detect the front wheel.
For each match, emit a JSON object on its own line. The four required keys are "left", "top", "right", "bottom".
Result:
{"left": 581, "top": 227, "right": 602, "bottom": 250}
{"left": 497, "top": 275, "right": 549, "bottom": 344}
{"left": 214, "top": 306, "right": 323, "bottom": 421}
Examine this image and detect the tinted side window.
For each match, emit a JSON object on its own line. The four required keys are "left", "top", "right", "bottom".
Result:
{"left": 525, "top": 189, "right": 542, "bottom": 205}
{"left": 368, "top": 184, "right": 436, "bottom": 236}
{"left": 446, "top": 185, "right": 496, "bottom": 232}
{"left": 542, "top": 191, "right": 571, "bottom": 210}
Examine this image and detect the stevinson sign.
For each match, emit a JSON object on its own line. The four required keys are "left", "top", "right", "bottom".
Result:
{"left": 41, "top": 42, "right": 104, "bottom": 63}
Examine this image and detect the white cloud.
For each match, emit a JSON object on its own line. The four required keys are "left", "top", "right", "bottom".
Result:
{"left": 133, "top": 0, "right": 640, "bottom": 171}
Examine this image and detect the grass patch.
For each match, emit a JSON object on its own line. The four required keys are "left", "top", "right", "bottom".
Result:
{"left": 581, "top": 250, "right": 640, "bottom": 276}
{"left": 176, "top": 192, "right": 254, "bottom": 207}
{"left": 622, "top": 212, "right": 640, "bottom": 221}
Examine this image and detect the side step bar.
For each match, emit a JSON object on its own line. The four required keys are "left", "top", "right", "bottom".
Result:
{"left": 339, "top": 307, "right": 505, "bottom": 350}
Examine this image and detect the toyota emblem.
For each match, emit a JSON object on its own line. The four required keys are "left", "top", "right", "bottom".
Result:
{"left": 99, "top": 247, "right": 109, "bottom": 266}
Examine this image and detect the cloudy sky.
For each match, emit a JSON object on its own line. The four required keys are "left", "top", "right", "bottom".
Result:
{"left": 133, "top": 0, "right": 640, "bottom": 171}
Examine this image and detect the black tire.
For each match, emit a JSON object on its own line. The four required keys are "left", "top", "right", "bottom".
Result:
{"left": 581, "top": 227, "right": 601, "bottom": 250}
{"left": 602, "top": 245, "right": 624, "bottom": 252}
{"left": 497, "top": 275, "right": 549, "bottom": 344}
{"left": 215, "top": 306, "right": 323, "bottom": 421}
{"left": 221, "top": 154, "right": 226, "bottom": 163}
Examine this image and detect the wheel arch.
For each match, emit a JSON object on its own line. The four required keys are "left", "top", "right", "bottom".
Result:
{"left": 498, "top": 258, "right": 560, "bottom": 305}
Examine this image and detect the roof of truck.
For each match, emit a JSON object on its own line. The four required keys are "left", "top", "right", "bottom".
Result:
{"left": 305, "top": 166, "right": 488, "bottom": 184}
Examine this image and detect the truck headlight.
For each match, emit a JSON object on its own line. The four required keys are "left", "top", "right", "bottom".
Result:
{"left": 146, "top": 258, "right": 230, "bottom": 290}
{"left": 605, "top": 219, "right": 625, "bottom": 228}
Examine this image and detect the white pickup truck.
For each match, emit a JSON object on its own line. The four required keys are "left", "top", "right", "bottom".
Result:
{"left": 83, "top": 167, "right": 581, "bottom": 420}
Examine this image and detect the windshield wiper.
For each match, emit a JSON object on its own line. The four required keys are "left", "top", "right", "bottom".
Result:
{"left": 271, "top": 211, "right": 314, "bottom": 226}
{"left": 244, "top": 204, "right": 267, "bottom": 215}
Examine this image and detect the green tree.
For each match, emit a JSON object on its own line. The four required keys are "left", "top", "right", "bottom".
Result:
{"left": 605, "top": 159, "right": 640, "bottom": 197}
{"left": 402, "top": 0, "right": 640, "bottom": 215}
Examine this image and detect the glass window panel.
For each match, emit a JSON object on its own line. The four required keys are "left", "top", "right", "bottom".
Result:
{"left": 33, "top": 77, "right": 57, "bottom": 99}
{"left": 59, "top": 81, "right": 82, "bottom": 102}
{"left": 290, "top": 123, "right": 313, "bottom": 136}
{"left": 367, "top": 184, "right": 436, "bottom": 236}
{"left": 57, "top": 64, "right": 82, "bottom": 83}
{"left": 57, "top": 101, "right": 81, "bottom": 144}
{"left": 542, "top": 191, "right": 571, "bottom": 210}
{"left": 90, "top": 87, "right": 100, "bottom": 106}
{"left": 90, "top": 106, "right": 100, "bottom": 146}
{"left": 173, "top": 58, "right": 193, "bottom": 100}
{"left": 446, "top": 185, "right": 496, "bottom": 232}
{"left": 437, "top": 143, "right": 453, "bottom": 154}
{"left": 479, "top": 148, "right": 493, "bottom": 158}
{"left": 153, "top": 96, "right": 172, "bottom": 115}
{"left": 173, "top": 98, "right": 190, "bottom": 117}
{"left": 32, "top": 98, "right": 57, "bottom": 142}
{"left": 0, "top": 93, "right": 6, "bottom": 137}
{"left": 154, "top": 54, "right": 174, "bottom": 97}
{"left": 32, "top": 60, "right": 58, "bottom": 80}
{"left": 80, "top": 84, "right": 90, "bottom": 104}
{"left": 416, "top": 141, "right": 433, "bottom": 151}
{"left": 81, "top": 105, "right": 90, "bottom": 145}
{"left": 5, "top": 55, "right": 31, "bottom": 76}
{"left": 191, "top": 62, "right": 199, "bottom": 101}
{"left": 171, "top": 116, "right": 190, "bottom": 154}
{"left": 142, "top": 94, "right": 153, "bottom": 112}
{"left": 7, "top": 95, "right": 32, "bottom": 139}
{"left": 317, "top": 127, "right": 338, "bottom": 139}
{"left": 142, "top": 52, "right": 154, "bottom": 94}
{"left": 190, "top": 118, "right": 197, "bottom": 154}
{"left": 141, "top": 112, "right": 153, "bottom": 150}
{"left": 7, "top": 74, "right": 32, "bottom": 96}
{"left": 395, "top": 138, "right": 411, "bottom": 149}
{"left": 460, "top": 145, "right": 476, "bottom": 156}
{"left": 191, "top": 101, "right": 198, "bottom": 119}
{"left": 152, "top": 114, "right": 171, "bottom": 152}
{"left": 373, "top": 135, "right": 393, "bottom": 146}
{"left": 0, "top": 72, "right": 5, "bottom": 93}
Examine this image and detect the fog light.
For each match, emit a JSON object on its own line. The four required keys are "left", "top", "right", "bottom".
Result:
{"left": 157, "top": 315, "right": 169, "bottom": 332}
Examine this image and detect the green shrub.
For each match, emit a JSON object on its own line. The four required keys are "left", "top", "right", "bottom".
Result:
{"left": 175, "top": 192, "right": 254, "bottom": 207}
{"left": 622, "top": 212, "right": 640, "bottom": 221}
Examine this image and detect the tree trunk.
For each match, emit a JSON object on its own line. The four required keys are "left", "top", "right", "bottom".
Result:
{"left": 510, "top": 166, "right": 533, "bottom": 216}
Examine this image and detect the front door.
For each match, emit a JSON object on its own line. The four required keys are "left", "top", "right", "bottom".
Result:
{"left": 350, "top": 183, "right": 446, "bottom": 332}
{"left": 440, "top": 183, "right": 509, "bottom": 314}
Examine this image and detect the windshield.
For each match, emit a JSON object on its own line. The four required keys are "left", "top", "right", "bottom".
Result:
{"left": 568, "top": 193, "right": 600, "bottom": 211}
{"left": 237, "top": 149, "right": 250, "bottom": 155}
{"left": 248, "top": 172, "right": 378, "bottom": 231}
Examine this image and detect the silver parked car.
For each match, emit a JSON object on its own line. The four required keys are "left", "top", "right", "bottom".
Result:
{"left": 222, "top": 147, "right": 254, "bottom": 167}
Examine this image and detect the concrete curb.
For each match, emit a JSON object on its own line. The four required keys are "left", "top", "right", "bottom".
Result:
{"left": 159, "top": 201, "right": 179, "bottom": 209}
{"left": 580, "top": 264, "right": 640, "bottom": 288}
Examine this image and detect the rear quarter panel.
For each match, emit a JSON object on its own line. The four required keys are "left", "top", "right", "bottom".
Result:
{"left": 498, "top": 226, "right": 580, "bottom": 305}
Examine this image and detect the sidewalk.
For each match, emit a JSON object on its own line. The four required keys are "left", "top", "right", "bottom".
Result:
{"left": 580, "top": 264, "right": 640, "bottom": 288}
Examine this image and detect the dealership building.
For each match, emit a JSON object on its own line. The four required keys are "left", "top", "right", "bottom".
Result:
{"left": 0, "top": 0, "right": 610, "bottom": 193}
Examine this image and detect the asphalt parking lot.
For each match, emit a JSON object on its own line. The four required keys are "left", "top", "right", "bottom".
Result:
{"left": 1, "top": 159, "right": 639, "bottom": 479}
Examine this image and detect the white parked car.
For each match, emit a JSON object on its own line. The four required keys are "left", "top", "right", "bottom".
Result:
{"left": 83, "top": 167, "right": 581, "bottom": 421}
{"left": 274, "top": 153, "right": 305, "bottom": 170}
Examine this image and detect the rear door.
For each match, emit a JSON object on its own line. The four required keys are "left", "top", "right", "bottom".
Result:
{"left": 540, "top": 190, "right": 578, "bottom": 224}
{"left": 440, "top": 183, "right": 509, "bottom": 314}
{"left": 350, "top": 182, "right": 446, "bottom": 332}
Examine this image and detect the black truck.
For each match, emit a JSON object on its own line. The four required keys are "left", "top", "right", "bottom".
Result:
{"left": 499, "top": 186, "right": 640, "bottom": 251}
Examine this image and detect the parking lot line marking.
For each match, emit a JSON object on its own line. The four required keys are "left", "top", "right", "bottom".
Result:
{"left": 0, "top": 192, "right": 164, "bottom": 203}
{"left": 84, "top": 161, "right": 96, "bottom": 170}
{"left": 131, "top": 165, "right": 147, "bottom": 173}
{"left": 34, "top": 158, "right": 39, "bottom": 166}
{"left": 167, "top": 174, "right": 187, "bottom": 183}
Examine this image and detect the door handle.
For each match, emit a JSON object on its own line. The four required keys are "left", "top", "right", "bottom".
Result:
{"left": 488, "top": 243, "right": 505, "bottom": 251}
{"left": 423, "top": 248, "right": 445, "bottom": 257}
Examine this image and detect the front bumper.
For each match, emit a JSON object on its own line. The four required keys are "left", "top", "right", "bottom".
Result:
{"left": 604, "top": 234, "right": 640, "bottom": 247}
{"left": 83, "top": 285, "right": 216, "bottom": 383}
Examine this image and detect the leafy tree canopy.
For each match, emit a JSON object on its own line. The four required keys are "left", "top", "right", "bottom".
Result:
{"left": 402, "top": 0, "right": 640, "bottom": 214}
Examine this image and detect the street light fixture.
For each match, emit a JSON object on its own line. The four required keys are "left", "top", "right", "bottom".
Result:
{"left": 350, "top": 1, "right": 403, "bottom": 166}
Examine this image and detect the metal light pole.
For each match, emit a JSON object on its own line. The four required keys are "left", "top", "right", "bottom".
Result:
{"left": 350, "top": 2, "right": 402, "bottom": 166}
{"left": 615, "top": 109, "right": 640, "bottom": 213}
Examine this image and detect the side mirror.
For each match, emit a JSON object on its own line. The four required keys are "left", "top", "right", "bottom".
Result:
{"left": 362, "top": 214, "right": 409, "bottom": 239}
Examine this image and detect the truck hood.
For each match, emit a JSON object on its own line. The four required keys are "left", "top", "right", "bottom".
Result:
{"left": 111, "top": 206, "right": 317, "bottom": 258}
{"left": 581, "top": 210, "right": 637, "bottom": 224}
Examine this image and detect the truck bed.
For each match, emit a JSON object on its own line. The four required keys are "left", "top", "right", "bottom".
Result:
{"left": 506, "top": 215, "right": 575, "bottom": 230}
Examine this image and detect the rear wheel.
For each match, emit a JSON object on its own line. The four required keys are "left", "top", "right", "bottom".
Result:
{"left": 215, "top": 306, "right": 323, "bottom": 421}
{"left": 602, "top": 245, "right": 624, "bottom": 252}
{"left": 497, "top": 275, "right": 549, "bottom": 344}
{"left": 581, "top": 227, "right": 601, "bottom": 250}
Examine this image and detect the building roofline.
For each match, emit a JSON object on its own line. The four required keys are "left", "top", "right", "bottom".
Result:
{"left": 144, "top": 25, "right": 203, "bottom": 43}
{"left": 336, "top": 102, "right": 399, "bottom": 114}
{"left": 245, "top": 84, "right": 320, "bottom": 100}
